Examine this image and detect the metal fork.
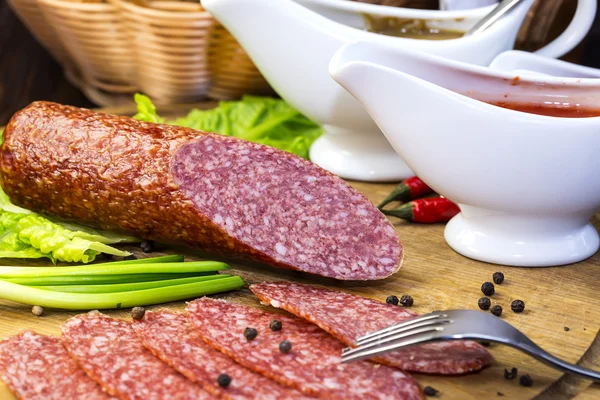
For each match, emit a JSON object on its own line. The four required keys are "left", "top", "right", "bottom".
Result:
{"left": 341, "top": 310, "right": 600, "bottom": 381}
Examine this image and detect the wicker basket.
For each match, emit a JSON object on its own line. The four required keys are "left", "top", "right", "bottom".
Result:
{"left": 7, "top": 0, "right": 272, "bottom": 105}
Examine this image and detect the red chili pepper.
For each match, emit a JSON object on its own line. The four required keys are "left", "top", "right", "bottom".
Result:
{"left": 377, "top": 176, "right": 433, "bottom": 209}
{"left": 382, "top": 197, "right": 460, "bottom": 223}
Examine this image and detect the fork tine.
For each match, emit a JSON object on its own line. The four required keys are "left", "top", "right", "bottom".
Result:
{"left": 353, "top": 317, "right": 451, "bottom": 348}
{"left": 356, "top": 313, "right": 447, "bottom": 343}
{"left": 342, "top": 330, "right": 441, "bottom": 364}
{"left": 342, "top": 324, "right": 444, "bottom": 360}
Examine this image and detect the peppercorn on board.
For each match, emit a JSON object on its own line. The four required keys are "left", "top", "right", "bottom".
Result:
{"left": 1, "top": 103, "right": 600, "bottom": 400}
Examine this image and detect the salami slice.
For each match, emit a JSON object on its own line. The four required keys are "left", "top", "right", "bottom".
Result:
{"left": 0, "top": 102, "right": 402, "bottom": 280}
{"left": 61, "top": 311, "right": 210, "bottom": 400}
{"left": 0, "top": 331, "right": 113, "bottom": 400}
{"left": 132, "top": 309, "right": 313, "bottom": 400}
{"left": 186, "top": 298, "right": 423, "bottom": 400}
{"left": 250, "top": 282, "right": 494, "bottom": 374}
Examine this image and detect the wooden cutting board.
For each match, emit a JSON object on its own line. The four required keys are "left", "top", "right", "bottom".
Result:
{"left": 1, "top": 103, "right": 599, "bottom": 400}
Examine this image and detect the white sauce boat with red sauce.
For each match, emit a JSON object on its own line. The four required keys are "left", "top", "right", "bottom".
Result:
{"left": 330, "top": 41, "right": 600, "bottom": 267}
{"left": 202, "top": 0, "right": 595, "bottom": 182}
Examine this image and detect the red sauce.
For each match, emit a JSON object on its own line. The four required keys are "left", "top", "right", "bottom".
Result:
{"left": 490, "top": 101, "right": 600, "bottom": 118}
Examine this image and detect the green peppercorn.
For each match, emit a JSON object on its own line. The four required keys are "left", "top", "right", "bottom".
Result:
{"left": 386, "top": 295, "right": 399, "bottom": 306}
{"left": 511, "top": 300, "right": 525, "bottom": 313}
{"left": 217, "top": 373, "right": 231, "bottom": 387}
{"left": 423, "top": 386, "right": 439, "bottom": 396}
{"left": 478, "top": 297, "right": 491, "bottom": 310}
{"left": 270, "top": 320, "right": 282, "bottom": 331}
{"left": 244, "top": 327, "right": 258, "bottom": 341}
{"left": 519, "top": 374, "right": 533, "bottom": 387}
{"left": 481, "top": 282, "right": 495, "bottom": 296}
{"left": 31, "top": 306, "right": 44, "bottom": 317}
{"left": 279, "top": 340, "right": 292, "bottom": 354}
{"left": 490, "top": 304, "right": 502, "bottom": 317}
{"left": 493, "top": 272, "right": 505, "bottom": 284}
{"left": 400, "top": 295, "right": 414, "bottom": 307}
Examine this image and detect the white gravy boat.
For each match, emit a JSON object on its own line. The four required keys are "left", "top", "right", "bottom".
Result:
{"left": 491, "top": 50, "right": 600, "bottom": 79}
{"left": 202, "top": 0, "right": 595, "bottom": 182}
{"left": 330, "top": 41, "right": 600, "bottom": 267}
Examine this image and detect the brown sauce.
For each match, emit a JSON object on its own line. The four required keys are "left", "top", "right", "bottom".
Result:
{"left": 490, "top": 101, "right": 600, "bottom": 118}
{"left": 362, "top": 15, "right": 465, "bottom": 40}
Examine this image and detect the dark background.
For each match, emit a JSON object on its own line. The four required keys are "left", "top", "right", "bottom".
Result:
{"left": 1, "top": 0, "right": 599, "bottom": 125}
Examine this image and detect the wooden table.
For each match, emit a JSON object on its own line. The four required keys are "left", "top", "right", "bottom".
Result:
{"left": 1, "top": 104, "right": 599, "bottom": 400}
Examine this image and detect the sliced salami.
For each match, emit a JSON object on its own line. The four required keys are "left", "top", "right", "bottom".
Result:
{"left": 186, "top": 298, "right": 423, "bottom": 400}
{"left": 61, "top": 311, "right": 210, "bottom": 400}
{"left": 132, "top": 309, "right": 313, "bottom": 400}
{"left": 0, "top": 331, "right": 113, "bottom": 400}
{"left": 250, "top": 282, "right": 494, "bottom": 374}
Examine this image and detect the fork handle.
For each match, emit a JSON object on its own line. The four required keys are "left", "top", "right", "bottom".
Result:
{"left": 517, "top": 340, "right": 600, "bottom": 382}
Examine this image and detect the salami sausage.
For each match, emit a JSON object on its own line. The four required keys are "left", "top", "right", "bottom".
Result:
{"left": 0, "top": 102, "right": 401, "bottom": 280}
{"left": 132, "top": 309, "right": 313, "bottom": 399}
{"left": 251, "top": 282, "right": 494, "bottom": 374}
{"left": 61, "top": 311, "right": 210, "bottom": 400}
{"left": 186, "top": 298, "right": 423, "bottom": 400}
{"left": 0, "top": 331, "right": 114, "bottom": 400}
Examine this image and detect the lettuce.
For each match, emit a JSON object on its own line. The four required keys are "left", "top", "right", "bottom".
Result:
{"left": 133, "top": 93, "right": 164, "bottom": 124}
{"left": 134, "top": 94, "right": 322, "bottom": 159}
{"left": 0, "top": 187, "right": 138, "bottom": 263}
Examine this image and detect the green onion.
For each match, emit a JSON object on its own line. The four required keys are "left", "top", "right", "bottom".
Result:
{"left": 37, "top": 275, "right": 232, "bottom": 293}
{"left": 107, "top": 255, "right": 185, "bottom": 265}
{"left": 0, "top": 275, "right": 245, "bottom": 310}
{"left": 5, "top": 273, "right": 206, "bottom": 286}
{"left": 0, "top": 261, "right": 229, "bottom": 278}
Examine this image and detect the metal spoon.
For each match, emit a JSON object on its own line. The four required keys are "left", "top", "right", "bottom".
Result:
{"left": 464, "top": 0, "right": 524, "bottom": 36}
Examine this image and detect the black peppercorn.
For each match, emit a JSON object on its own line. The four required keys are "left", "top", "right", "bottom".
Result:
{"left": 481, "top": 282, "right": 495, "bottom": 296}
{"left": 279, "top": 340, "right": 292, "bottom": 354}
{"left": 123, "top": 254, "right": 138, "bottom": 261}
{"left": 497, "top": 392, "right": 504, "bottom": 397}
{"left": 504, "top": 367, "right": 518, "bottom": 380}
{"left": 490, "top": 305, "right": 502, "bottom": 317}
{"left": 400, "top": 295, "right": 414, "bottom": 307}
{"left": 270, "top": 320, "right": 282, "bottom": 331}
{"left": 564, "top": 326, "right": 570, "bottom": 332}
{"left": 519, "top": 374, "right": 533, "bottom": 387}
{"left": 478, "top": 297, "right": 491, "bottom": 310}
{"left": 140, "top": 240, "right": 155, "bottom": 253}
{"left": 423, "top": 386, "right": 439, "bottom": 397}
{"left": 493, "top": 272, "right": 505, "bottom": 284}
{"left": 217, "top": 373, "right": 231, "bottom": 387}
{"left": 244, "top": 327, "right": 258, "bottom": 341}
{"left": 511, "top": 300, "right": 525, "bottom": 313}
{"left": 131, "top": 307, "right": 145, "bottom": 321}
{"left": 386, "top": 295, "right": 399, "bottom": 306}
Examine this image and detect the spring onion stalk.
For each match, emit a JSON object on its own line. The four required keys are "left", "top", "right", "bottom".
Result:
{"left": 0, "top": 261, "right": 229, "bottom": 278}
{"left": 0, "top": 276, "right": 245, "bottom": 310}
{"left": 107, "top": 255, "right": 185, "bottom": 265}
{"left": 37, "top": 274, "right": 232, "bottom": 293}
{"left": 4, "top": 273, "right": 207, "bottom": 286}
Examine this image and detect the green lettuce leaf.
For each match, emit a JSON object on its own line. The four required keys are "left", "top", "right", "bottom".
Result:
{"left": 0, "top": 187, "right": 138, "bottom": 263}
{"left": 133, "top": 93, "right": 164, "bottom": 124}
{"left": 134, "top": 94, "right": 322, "bottom": 159}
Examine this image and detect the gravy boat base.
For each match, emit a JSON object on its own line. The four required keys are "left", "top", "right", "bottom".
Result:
{"left": 445, "top": 206, "right": 600, "bottom": 267}
{"left": 310, "top": 125, "right": 413, "bottom": 181}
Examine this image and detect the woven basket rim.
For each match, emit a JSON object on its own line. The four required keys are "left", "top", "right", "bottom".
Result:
{"left": 110, "top": 0, "right": 213, "bottom": 19}
{"left": 37, "top": 0, "right": 116, "bottom": 12}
